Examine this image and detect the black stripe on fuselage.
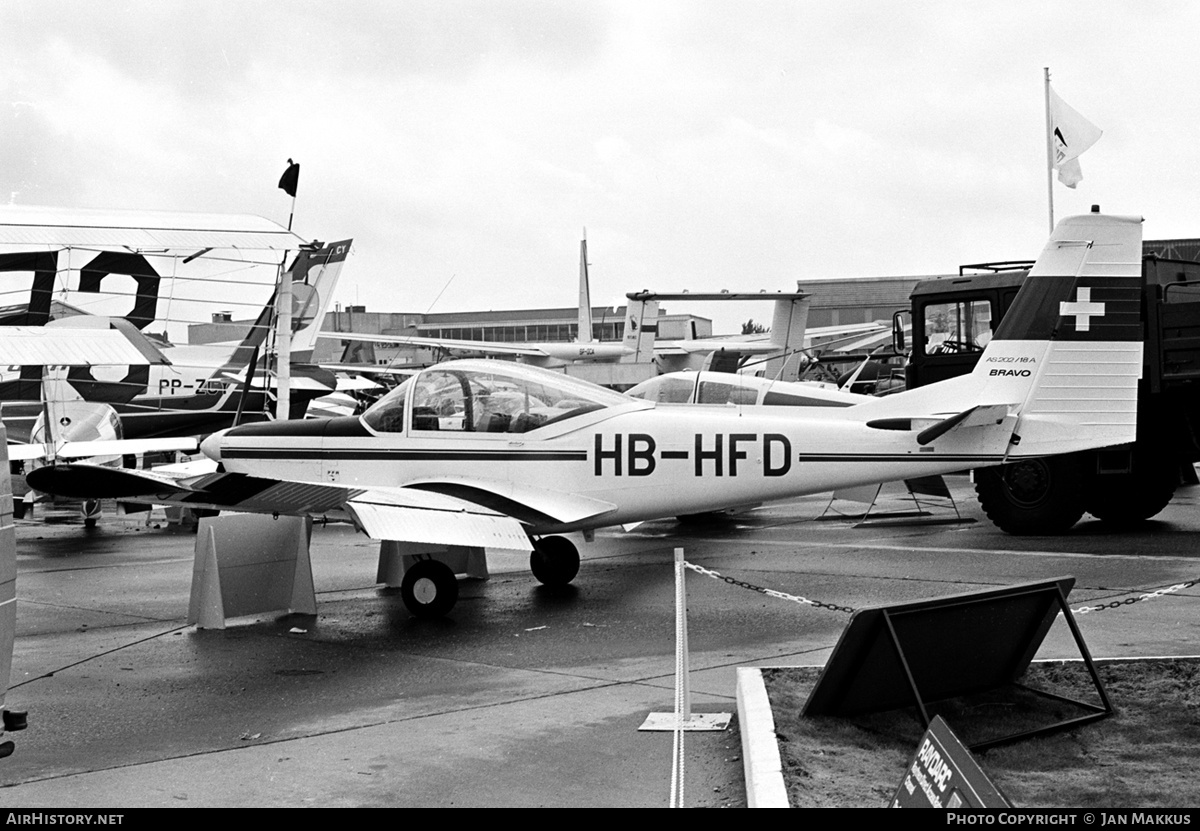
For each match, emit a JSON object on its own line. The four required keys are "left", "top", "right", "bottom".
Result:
{"left": 220, "top": 448, "right": 997, "bottom": 464}
{"left": 222, "top": 447, "right": 589, "bottom": 462}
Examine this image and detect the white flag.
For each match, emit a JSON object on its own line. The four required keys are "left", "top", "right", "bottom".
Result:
{"left": 1049, "top": 86, "right": 1102, "bottom": 189}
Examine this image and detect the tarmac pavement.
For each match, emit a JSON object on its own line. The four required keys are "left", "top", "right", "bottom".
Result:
{"left": 2, "top": 474, "right": 1199, "bottom": 807}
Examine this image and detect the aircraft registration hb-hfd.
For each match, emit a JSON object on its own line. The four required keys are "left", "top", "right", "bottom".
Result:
{"left": 30, "top": 211, "right": 1143, "bottom": 618}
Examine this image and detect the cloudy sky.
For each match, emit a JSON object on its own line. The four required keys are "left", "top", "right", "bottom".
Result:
{"left": 3, "top": 1, "right": 1199, "bottom": 333}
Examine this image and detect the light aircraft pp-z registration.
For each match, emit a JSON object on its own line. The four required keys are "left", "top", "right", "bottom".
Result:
{"left": 31, "top": 212, "right": 1145, "bottom": 618}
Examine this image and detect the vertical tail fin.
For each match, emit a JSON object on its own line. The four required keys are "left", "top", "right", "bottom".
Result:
{"left": 854, "top": 211, "right": 1144, "bottom": 461}
{"left": 622, "top": 297, "right": 659, "bottom": 363}
{"left": 220, "top": 238, "right": 352, "bottom": 375}
{"left": 993, "top": 212, "right": 1144, "bottom": 458}
{"left": 577, "top": 230, "right": 594, "bottom": 344}
{"left": 289, "top": 239, "right": 352, "bottom": 360}
{"left": 763, "top": 295, "right": 812, "bottom": 382}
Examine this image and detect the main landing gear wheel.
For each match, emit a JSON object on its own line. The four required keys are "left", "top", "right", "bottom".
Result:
{"left": 400, "top": 559, "right": 459, "bottom": 619}
{"left": 530, "top": 536, "right": 580, "bottom": 587}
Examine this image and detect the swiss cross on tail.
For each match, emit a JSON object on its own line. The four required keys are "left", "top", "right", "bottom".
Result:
{"left": 1059, "top": 287, "right": 1105, "bottom": 332}
{"left": 1054, "top": 277, "right": 1141, "bottom": 341}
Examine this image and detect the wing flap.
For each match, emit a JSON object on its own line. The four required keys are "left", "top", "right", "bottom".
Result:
{"left": 345, "top": 499, "right": 531, "bottom": 551}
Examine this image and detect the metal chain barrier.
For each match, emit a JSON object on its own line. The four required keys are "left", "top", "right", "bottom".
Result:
{"left": 684, "top": 561, "right": 1200, "bottom": 618}
{"left": 1072, "top": 578, "right": 1200, "bottom": 615}
{"left": 683, "top": 561, "right": 855, "bottom": 614}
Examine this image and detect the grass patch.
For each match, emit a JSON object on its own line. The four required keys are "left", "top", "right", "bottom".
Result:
{"left": 764, "top": 658, "right": 1200, "bottom": 808}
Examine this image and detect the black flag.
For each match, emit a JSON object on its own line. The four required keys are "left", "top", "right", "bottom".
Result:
{"left": 278, "top": 159, "right": 300, "bottom": 197}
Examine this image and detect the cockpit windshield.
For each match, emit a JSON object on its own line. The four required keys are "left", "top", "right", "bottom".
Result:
{"left": 362, "top": 361, "right": 632, "bottom": 434}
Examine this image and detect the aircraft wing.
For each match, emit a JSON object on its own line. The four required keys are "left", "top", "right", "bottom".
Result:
{"left": 0, "top": 325, "right": 169, "bottom": 367}
{"left": 0, "top": 206, "right": 306, "bottom": 251}
{"left": 25, "top": 464, "right": 538, "bottom": 552}
{"left": 655, "top": 337, "right": 782, "bottom": 356}
{"left": 320, "top": 330, "right": 553, "bottom": 358}
{"left": 317, "top": 362, "right": 417, "bottom": 377}
{"left": 805, "top": 322, "right": 893, "bottom": 354}
{"left": 8, "top": 436, "right": 199, "bottom": 463}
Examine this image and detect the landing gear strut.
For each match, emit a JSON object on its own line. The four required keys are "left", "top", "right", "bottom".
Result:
{"left": 83, "top": 499, "right": 101, "bottom": 529}
{"left": 400, "top": 559, "right": 459, "bottom": 618}
{"left": 530, "top": 536, "right": 580, "bottom": 587}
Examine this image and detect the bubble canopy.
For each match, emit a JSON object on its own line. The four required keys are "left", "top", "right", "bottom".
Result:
{"left": 362, "top": 360, "right": 638, "bottom": 435}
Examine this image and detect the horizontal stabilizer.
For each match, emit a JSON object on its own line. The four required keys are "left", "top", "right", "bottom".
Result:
{"left": 865, "top": 403, "right": 1013, "bottom": 445}
{"left": 916, "top": 407, "right": 978, "bottom": 446}
{"left": 916, "top": 404, "right": 1012, "bottom": 446}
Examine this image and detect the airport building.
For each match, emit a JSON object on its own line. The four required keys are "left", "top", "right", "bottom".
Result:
{"left": 190, "top": 303, "right": 713, "bottom": 366}
{"left": 795, "top": 275, "right": 925, "bottom": 328}
{"left": 188, "top": 275, "right": 944, "bottom": 364}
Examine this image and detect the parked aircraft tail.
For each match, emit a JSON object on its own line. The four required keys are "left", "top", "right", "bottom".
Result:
{"left": 220, "top": 239, "right": 351, "bottom": 375}
{"left": 762, "top": 295, "right": 813, "bottom": 382}
{"left": 577, "top": 231, "right": 593, "bottom": 344}
{"left": 852, "top": 210, "right": 1144, "bottom": 460}
{"left": 289, "top": 239, "right": 351, "bottom": 361}
{"left": 622, "top": 296, "right": 659, "bottom": 363}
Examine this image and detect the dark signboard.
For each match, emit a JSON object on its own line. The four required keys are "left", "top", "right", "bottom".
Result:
{"left": 892, "top": 716, "right": 1009, "bottom": 808}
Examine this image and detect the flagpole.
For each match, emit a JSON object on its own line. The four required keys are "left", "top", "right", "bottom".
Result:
{"left": 1044, "top": 67, "right": 1055, "bottom": 234}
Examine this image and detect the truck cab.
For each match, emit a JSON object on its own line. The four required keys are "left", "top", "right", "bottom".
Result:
{"left": 904, "top": 264, "right": 1029, "bottom": 390}
{"left": 900, "top": 243, "right": 1200, "bottom": 534}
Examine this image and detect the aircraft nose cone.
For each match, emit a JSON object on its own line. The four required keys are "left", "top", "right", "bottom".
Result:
{"left": 200, "top": 430, "right": 227, "bottom": 462}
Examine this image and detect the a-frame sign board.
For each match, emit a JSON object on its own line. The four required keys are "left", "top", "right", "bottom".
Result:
{"left": 892, "top": 716, "right": 1010, "bottom": 808}
{"left": 802, "top": 576, "right": 1113, "bottom": 751}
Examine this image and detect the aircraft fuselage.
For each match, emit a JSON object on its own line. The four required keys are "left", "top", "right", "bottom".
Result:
{"left": 211, "top": 403, "right": 1011, "bottom": 532}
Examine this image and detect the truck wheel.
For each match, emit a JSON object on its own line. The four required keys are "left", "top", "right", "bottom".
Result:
{"left": 974, "top": 457, "right": 1086, "bottom": 535}
{"left": 1085, "top": 456, "right": 1177, "bottom": 527}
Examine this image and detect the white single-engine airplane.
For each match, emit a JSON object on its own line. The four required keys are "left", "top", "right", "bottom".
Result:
{"left": 29, "top": 212, "right": 1144, "bottom": 618}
